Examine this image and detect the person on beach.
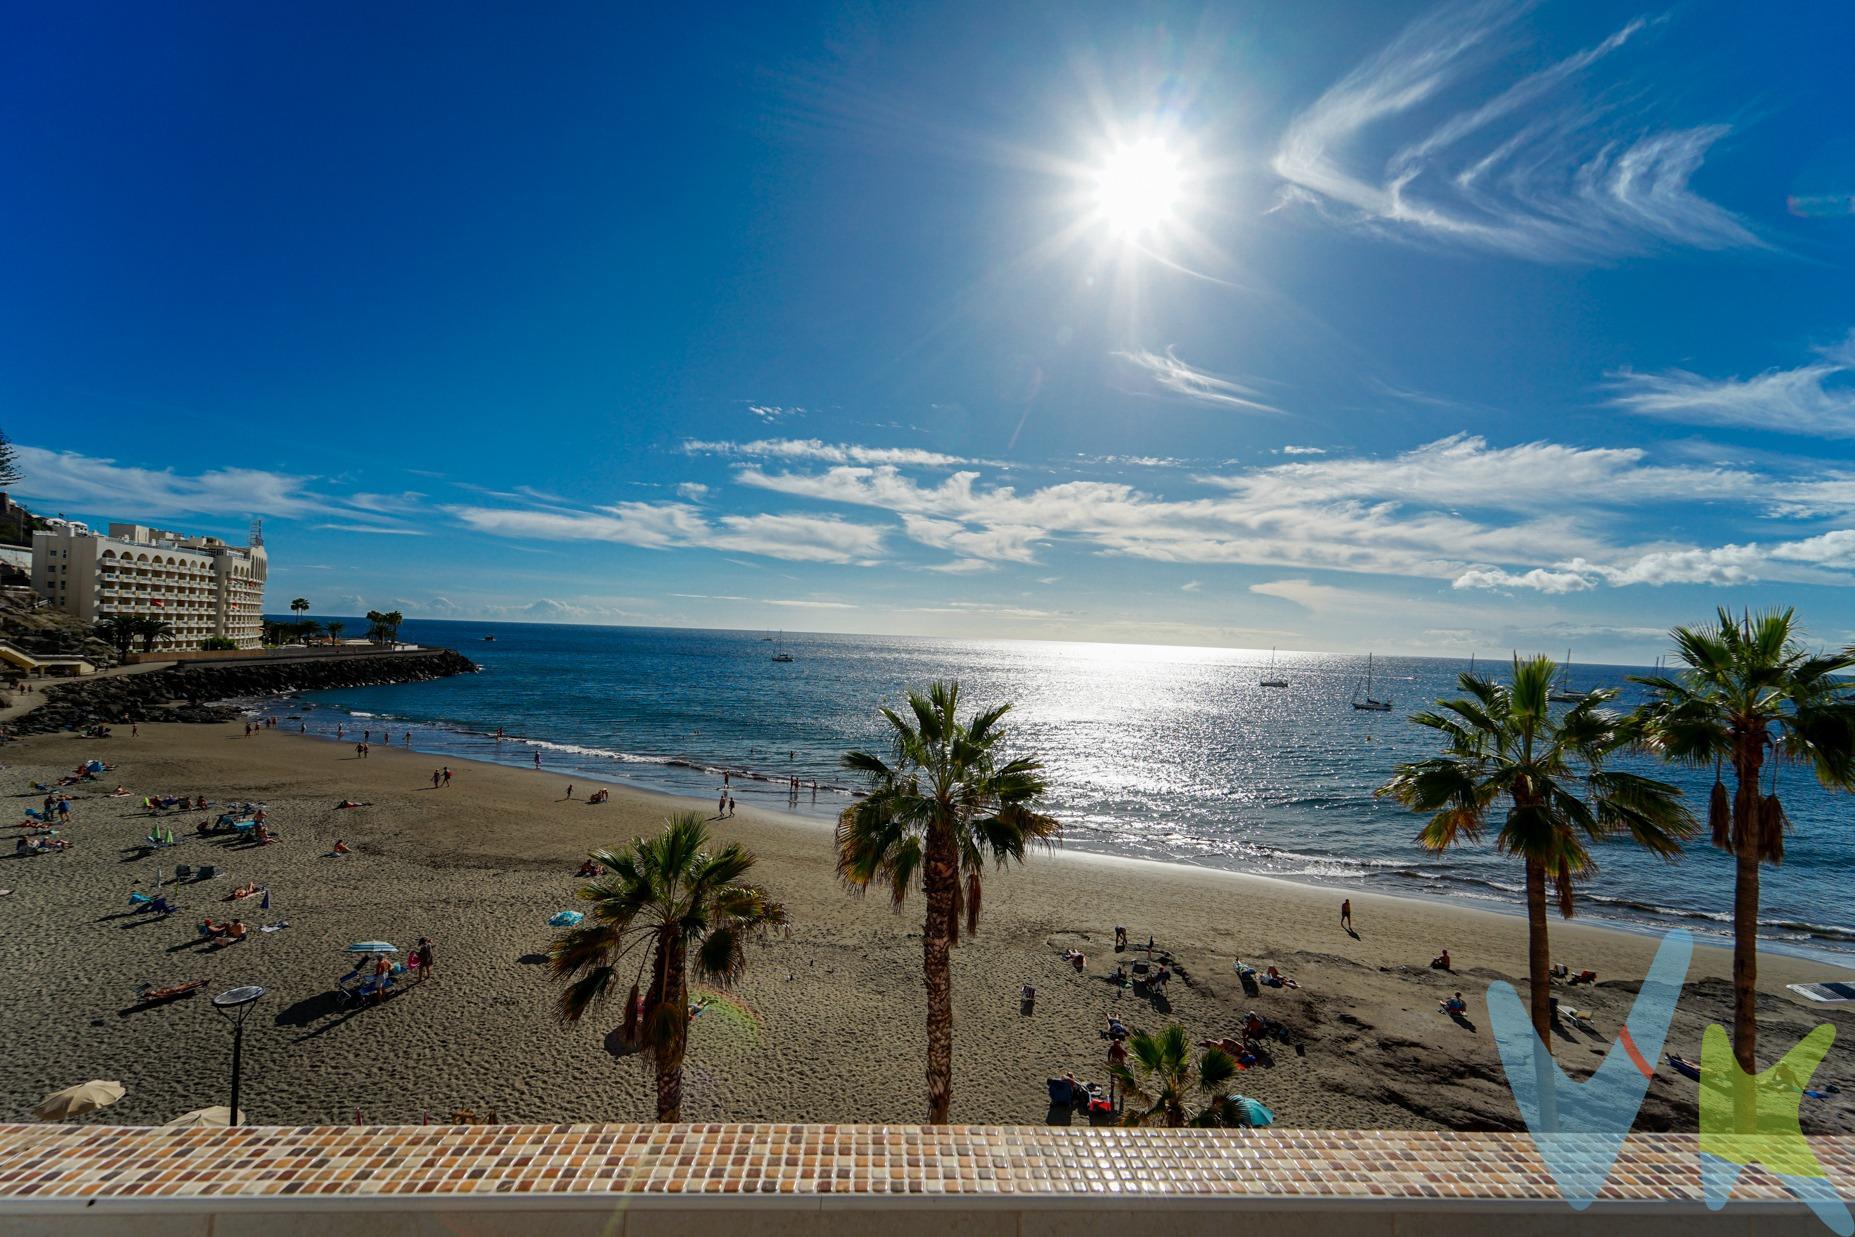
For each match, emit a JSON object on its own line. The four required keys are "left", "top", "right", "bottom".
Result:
{"left": 1431, "top": 948, "right": 1452, "bottom": 972}
{"left": 532, "top": 751, "right": 541, "bottom": 769}
{"left": 1340, "top": 899, "right": 1353, "bottom": 932}
{"left": 130, "top": 722, "right": 138, "bottom": 738}
{"left": 415, "top": 936, "right": 435, "bottom": 981}
{"left": 432, "top": 770, "right": 441, "bottom": 789}
{"left": 442, "top": 767, "right": 452, "bottom": 787}
{"left": 363, "top": 729, "right": 370, "bottom": 744}
{"left": 1114, "top": 926, "right": 1127, "bottom": 952}
{"left": 726, "top": 795, "right": 735, "bottom": 817}
{"left": 718, "top": 790, "right": 727, "bottom": 816}
{"left": 565, "top": 784, "right": 574, "bottom": 800}
{"left": 332, "top": 839, "right": 351, "bottom": 855}
{"left": 403, "top": 731, "right": 411, "bottom": 746}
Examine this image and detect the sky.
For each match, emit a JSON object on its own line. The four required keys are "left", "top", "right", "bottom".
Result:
{"left": 5, "top": 1, "right": 1855, "bottom": 662}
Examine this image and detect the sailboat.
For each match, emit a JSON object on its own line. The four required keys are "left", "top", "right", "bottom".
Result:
{"left": 1259, "top": 647, "right": 1287, "bottom": 688}
{"left": 771, "top": 631, "right": 794, "bottom": 663}
{"left": 1548, "top": 648, "right": 1587, "bottom": 703}
{"left": 1352, "top": 653, "right": 1392, "bottom": 711}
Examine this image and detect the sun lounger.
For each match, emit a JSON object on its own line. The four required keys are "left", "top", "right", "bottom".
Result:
{"left": 1787, "top": 981, "right": 1855, "bottom": 1005}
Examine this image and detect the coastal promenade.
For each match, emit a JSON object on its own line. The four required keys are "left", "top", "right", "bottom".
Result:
{"left": 1, "top": 1122, "right": 1849, "bottom": 1234}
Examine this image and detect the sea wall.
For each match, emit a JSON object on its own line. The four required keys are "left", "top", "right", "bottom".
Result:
{"left": 3, "top": 648, "right": 478, "bottom": 736}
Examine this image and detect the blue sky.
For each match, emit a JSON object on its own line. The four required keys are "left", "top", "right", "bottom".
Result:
{"left": 5, "top": 1, "right": 1855, "bottom": 660}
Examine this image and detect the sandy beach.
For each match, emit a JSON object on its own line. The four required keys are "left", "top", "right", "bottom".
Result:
{"left": 2, "top": 721, "right": 1851, "bottom": 1132}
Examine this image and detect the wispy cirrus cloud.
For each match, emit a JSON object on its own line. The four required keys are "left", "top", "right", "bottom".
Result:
{"left": 1607, "top": 331, "right": 1855, "bottom": 436}
{"left": 1270, "top": 1, "right": 1758, "bottom": 262}
{"left": 683, "top": 437, "right": 981, "bottom": 467}
{"left": 446, "top": 501, "right": 884, "bottom": 565}
{"left": 1115, "top": 347, "right": 1283, "bottom": 414}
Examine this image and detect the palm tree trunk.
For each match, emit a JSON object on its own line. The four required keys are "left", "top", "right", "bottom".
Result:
{"left": 652, "top": 937, "right": 689, "bottom": 1122}
{"left": 1524, "top": 857, "right": 1559, "bottom": 1133}
{"left": 1730, "top": 739, "right": 1763, "bottom": 1134}
{"left": 921, "top": 819, "right": 958, "bottom": 1124}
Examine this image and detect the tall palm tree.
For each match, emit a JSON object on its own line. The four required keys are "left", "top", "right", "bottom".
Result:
{"left": 326, "top": 620, "right": 345, "bottom": 644}
{"left": 1109, "top": 1024, "right": 1241, "bottom": 1127}
{"left": 837, "top": 681, "right": 1058, "bottom": 1123}
{"left": 92, "top": 617, "right": 135, "bottom": 661}
{"left": 1630, "top": 609, "right": 1855, "bottom": 1130}
{"left": 133, "top": 616, "right": 173, "bottom": 653}
{"left": 548, "top": 812, "right": 786, "bottom": 1121}
{"left": 1377, "top": 656, "right": 1693, "bottom": 1053}
{"left": 290, "top": 597, "right": 310, "bottom": 617}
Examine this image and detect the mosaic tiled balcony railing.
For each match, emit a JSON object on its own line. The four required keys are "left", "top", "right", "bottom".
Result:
{"left": 0, "top": 1124, "right": 1850, "bottom": 1209}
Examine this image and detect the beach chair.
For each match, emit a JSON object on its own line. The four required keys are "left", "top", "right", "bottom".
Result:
{"left": 174, "top": 864, "right": 192, "bottom": 882}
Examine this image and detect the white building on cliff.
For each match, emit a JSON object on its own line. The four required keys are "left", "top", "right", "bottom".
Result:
{"left": 31, "top": 520, "right": 268, "bottom": 650}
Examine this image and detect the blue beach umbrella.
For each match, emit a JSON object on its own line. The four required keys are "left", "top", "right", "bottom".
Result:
{"left": 548, "top": 910, "right": 584, "bottom": 928}
{"left": 1225, "top": 1094, "right": 1276, "bottom": 1128}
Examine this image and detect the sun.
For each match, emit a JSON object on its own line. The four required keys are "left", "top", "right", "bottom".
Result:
{"left": 1092, "top": 138, "right": 1186, "bottom": 238}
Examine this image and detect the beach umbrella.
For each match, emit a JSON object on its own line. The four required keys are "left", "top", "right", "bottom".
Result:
{"left": 1225, "top": 1094, "right": 1276, "bottom": 1128}
{"left": 35, "top": 1080, "right": 125, "bottom": 1121}
{"left": 163, "top": 1106, "right": 244, "bottom": 1127}
{"left": 346, "top": 941, "right": 397, "bottom": 954}
{"left": 548, "top": 910, "right": 584, "bottom": 927}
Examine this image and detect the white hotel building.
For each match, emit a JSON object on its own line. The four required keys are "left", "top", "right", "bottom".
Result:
{"left": 31, "top": 521, "right": 268, "bottom": 650}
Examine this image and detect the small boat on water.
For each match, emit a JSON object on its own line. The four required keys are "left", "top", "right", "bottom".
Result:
{"left": 771, "top": 631, "right": 794, "bottom": 663}
{"left": 1352, "top": 653, "right": 1393, "bottom": 712}
{"left": 1549, "top": 647, "right": 1589, "bottom": 703}
{"left": 482, "top": 635, "right": 497, "bottom": 642}
{"left": 1259, "top": 646, "right": 1287, "bottom": 688}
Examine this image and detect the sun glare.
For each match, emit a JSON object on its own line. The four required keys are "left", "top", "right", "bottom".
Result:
{"left": 1092, "top": 138, "right": 1186, "bottom": 238}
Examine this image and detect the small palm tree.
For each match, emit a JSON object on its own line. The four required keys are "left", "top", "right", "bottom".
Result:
{"left": 1630, "top": 609, "right": 1855, "bottom": 1130}
{"left": 290, "top": 597, "right": 310, "bottom": 617}
{"left": 1109, "top": 1024, "right": 1240, "bottom": 1127}
{"left": 134, "top": 617, "right": 174, "bottom": 653}
{"left": 326, "top": 620, "right": 345, "bottom": 644}
{"left": 92, "top": 617, "right": 135, "bottom": 660}
{"left": 548, "top": 812, "right": 786, "bottom": 1121}
{"left": 1378, "top": 656, "right": 1693, "bottom": 1053}
{"left": 838, "top": 681, "right": 1058, "bottom": 1123}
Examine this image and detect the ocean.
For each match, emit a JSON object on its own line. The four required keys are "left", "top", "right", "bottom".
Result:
{"left": 261, "top": 619, "right": 1852, "bottom": 961}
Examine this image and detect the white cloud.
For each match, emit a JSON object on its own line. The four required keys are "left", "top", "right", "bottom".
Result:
{"left": 15, "top": 447, "right": 327, "bottom": 519}
{"left": 923, "top": 559, "right": 997, "bottom": 575}
{"left": 747, "top": 404, "right": 804, "bottom": 423}
{"left": 684, "top": 438, "right": 976, "bottom": 468}
{"left": 315, "top": 523, "right": 425, "bottom": 535}
{"left": 446, "top": 500, "right": 884, "bottom": 565}
{"left": 1607, "top": 331, "right": 1855, "bottom": 435}
{"left": 1181, "top": 580, "right": 1202, "bottom": 592}
{"left": 1250, "top": 578, "right": 1372, "bottom": 610}
{"left": 899, "top": 514, "right": 1044, "bottom": 564}
{"left": 1271, "top": 2, "right": 1757, "bottom": 261}
{"left": 1451, "top": 566, "right": 1598, "bottom": 594}
{"left": 1115, "top": 348, "right": 1282, "bottom": 414}
{"left": 676, "top": 482, "right": 709, "bottom": 500}
{"left": 1280, "top": 445, "right": 1326, "bottom": 456}
{"left": 763, "top": 598, "right": 857, "bottom": 609}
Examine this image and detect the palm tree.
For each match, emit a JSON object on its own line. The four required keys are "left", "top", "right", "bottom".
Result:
{"left": 290, "top": 597, "right": 309, "bottom": 617}
{"left": 1377, "top": 656, "right": 1693, "bottom": 1054}
{"left": 837, "top": 680, "right": 1058, "bottom": 1123}
{"left": 548, "top": 812, "right": 786, "bottom": 1121}
{"left": 92, "top": 617, "right": 135, "bottom": 661}
{"left": 133, "top": 616, "right": 173, "bottom": 653}
{"left": 1109, "top": 1024, "right": 1241, "bottom": 1127}
{"left": 326, "top": 620, "right": 345, "bottom": 645}
{"left": 1630, "top": 609, "right": 1855, "bottom": 1130}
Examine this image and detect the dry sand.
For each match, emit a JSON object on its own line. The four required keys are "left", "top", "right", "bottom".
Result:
{"left": 2, "top": 722, "right": 1851, "bottom": 1131}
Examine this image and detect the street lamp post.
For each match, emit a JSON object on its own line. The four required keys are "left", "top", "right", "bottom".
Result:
{"left": 211, "top": 985, "right": 266, "bottom": 1127}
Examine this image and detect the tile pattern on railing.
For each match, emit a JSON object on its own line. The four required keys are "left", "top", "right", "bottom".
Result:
{"left": 0, "top": 1124, "right": 1849, "bottom": 1204}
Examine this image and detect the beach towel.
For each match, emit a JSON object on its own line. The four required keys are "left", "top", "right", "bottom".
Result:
{"left": 260, "top": 920, "right": 290, "bottom": 933}
{"left": 548, "top": 910, "right": 585, "bottom": 927}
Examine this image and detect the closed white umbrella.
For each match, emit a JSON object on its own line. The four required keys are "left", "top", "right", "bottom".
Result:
{"left": 36, "top": 1080, "right": 125, "bottom": 1121}
{"left": 163, "top": 1105, "right": 244, "bottom": 1127}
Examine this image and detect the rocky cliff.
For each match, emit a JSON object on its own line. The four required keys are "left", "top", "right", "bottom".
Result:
{"left": 5, "top": 648, "right": 479, "bottom": 736}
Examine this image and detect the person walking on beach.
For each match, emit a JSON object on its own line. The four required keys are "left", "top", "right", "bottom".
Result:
{"left": 718, "top": 789, "right": 727, "bottom": 816}
{"left": 532, "top": 751, "right": 541, "bottom": 769}
{"left": 1340, "top": 899, "right": 1353, "bottom": 933}
{"left": 431, "top": 769, "right": 441, "bottom": 790}
{"left": 403, "top": 731, "right": 411, "bottom": 747}
{"left": 415, "top": 936, "right": 435, "bottom": 982}
{"left": 565, "top": 784, "right": 574, "bottom": 800}
{"left": 356, "top": 742, "right": 366, "bottom": 759}
{"left": 130, "top": 721, "right": 138, "bottom": 738}
{"left": 726, "top": 794, "right": 735, "bottom": 818}
{"left": 441, "top": 766, "right": 452, "bottom": 787}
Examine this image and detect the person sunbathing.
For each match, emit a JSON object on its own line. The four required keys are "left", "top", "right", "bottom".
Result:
{"left": 334, "top": 800, "right": 371, "bottom": 810}
{"left": 1199, "top": 1036, "right": 1245, "bottom": 1057}
{"left": 331, "top": 839, "right": 351, "bottom": 855}
{"left": 112, "top": 786, "right": 131, "bottom": 796}
{"left": 1263, "top": 965, "right": 1298, "bottom": 989}
{"left": 224, "top": 920, "right": 248, "bottom": 943}
{"left": 1440, "top": 993, "right": 1468, "bottom": 1016}
{"left": 588, "top": 789, "right": 609, "bottom": 804}
{"left": 199, "top": 917, "right": 229, "bottom": 939}
{"left": 226, "top": 881, "right": 260, "bottom": 901}
{"left": 575, "top": 860, "right": 604, "bottom": 877}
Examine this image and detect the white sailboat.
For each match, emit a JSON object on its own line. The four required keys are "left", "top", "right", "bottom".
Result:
{"left": 1548, "top": 647, "right": 1587, "bottom": 703}
{"left": 1259, "top": 647, "right": 1287, "bottom": 688}
{"left": 1352, "top": 653, "right": 1392, "bottom": 712}
{"left": 771, "top": 630, "right": 794, "bottom": 663}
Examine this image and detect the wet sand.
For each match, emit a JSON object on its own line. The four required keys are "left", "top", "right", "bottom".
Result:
{"left": 2, "top": 722, "right": 1850, "bottom": 1131}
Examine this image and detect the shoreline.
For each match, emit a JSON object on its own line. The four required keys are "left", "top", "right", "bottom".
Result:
{"left": 4, "top": 722, "right": 1850, "bottom": 1132}
{"left": 252, "top": 693, "right": 1855, "bottom": 966}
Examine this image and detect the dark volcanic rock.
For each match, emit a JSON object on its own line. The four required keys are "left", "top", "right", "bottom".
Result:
{"left": 4, "top": 649, "right": 479, "bottom": 736}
